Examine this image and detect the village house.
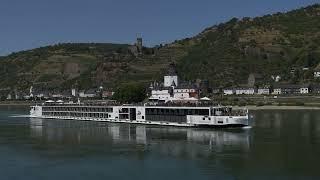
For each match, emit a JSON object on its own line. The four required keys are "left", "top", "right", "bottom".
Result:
{"left": 310, "top": 84, "right": 320, "bottom": 94}
{"left": 6, "top": 93, "right": 12, "bottom": 100}
{"left": 51, "top": 91, "right": 63, "bottom": 98}
{"left": 211, "top": 88, "right": 221, "bottom": 94}
{"left": 173, "top": 87, "right": 198, "bottom": 99}
{"left": 277, "top": 84, "right": 300, "bottom": 94}
{"left": 223, "top": 89, "right": 235, "bottom": 95}
{"left": 173, "top": 88, "right": 190, "bottom": 99}
{"left": 34, "top": 90, "right": 50, "bottom": 99}
{"left": 273, "top": 87, "right": 282, "bottom": 94}
{"left": 102, "top": 90, "right": 115, "bottom": 98}
{"left": 257, "top": 87, "right": 271, "bottom": 95}
{"left": 314, "top": 71, "right": 320, "bottom": 78}
{"left": 314, "top": 66, "right": 320, "bottom": 78}
{"left": 272, "top": 84, "right": 308, "bottom": 95}
{"left": 235, "top": 87, "right": 255, "bottom": 95}
{"left": 300, "top": 84, "right": 310, "bottom": 94}
{"left": 149, "top": 89, "right": 171, "bottom": 101}
{"left": 79, "top": 89, "right": 97, "bottom": 98}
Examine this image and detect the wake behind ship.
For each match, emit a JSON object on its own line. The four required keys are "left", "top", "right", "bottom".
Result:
{"left": 30, "top": 101, "right": 249, "bottom": 128}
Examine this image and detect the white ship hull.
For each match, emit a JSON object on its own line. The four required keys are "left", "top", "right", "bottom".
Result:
{"left": 30, "top": 104, "right": 249, "bottom": 128}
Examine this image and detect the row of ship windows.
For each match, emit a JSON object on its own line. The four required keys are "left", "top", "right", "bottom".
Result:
{"left": 145, "top": 108, "right": 209, "bottom": 116}
{"left": 43, "top": 112, "right": 145, "bottom": 120}
{"left": 145, "top": 115, "right": 187, "bottom": 123}
{"left": 42, "top": 107, "right": 113, "bottom": 113}
{"left": 43, "top": 112, "right": 110, "bottom": 118}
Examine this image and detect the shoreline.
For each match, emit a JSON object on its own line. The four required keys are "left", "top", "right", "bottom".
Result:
{"left": 234, "top": 105, "right": 320, "bottom": 110}
{"left": 1, "top": 102, "right": 320, "bottom": 110}
{"left": 0, "top": 102, "right": 36, "bottom": 106}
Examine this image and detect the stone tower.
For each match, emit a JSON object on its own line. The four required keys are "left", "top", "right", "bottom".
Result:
{"left": 136, "top": 37, "right": 143, "bottom": 53}
{"left": 164, "top": 63, "right": 178, "bottom": 87}
{"left": 248, "top": 73, "right": 255, "bottom": 87}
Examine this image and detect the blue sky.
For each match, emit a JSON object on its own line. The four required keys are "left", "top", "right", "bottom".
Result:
{"left": 0, "top": 0, "right": 318, "bottom": 55}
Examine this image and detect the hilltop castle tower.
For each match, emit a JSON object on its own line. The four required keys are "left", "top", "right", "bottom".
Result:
{"left": 136, "top": 37, "right": 143, "bottom": 53}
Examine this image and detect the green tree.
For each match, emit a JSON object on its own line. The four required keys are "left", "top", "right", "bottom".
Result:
{"left": 113, "top": 83, "right": 146, "bottom": 103}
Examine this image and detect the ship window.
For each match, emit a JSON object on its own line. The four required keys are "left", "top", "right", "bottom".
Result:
{"left": 178, "top": 109, "right": 184, "bottom": 115}
{"left": 142, "top": 116, "right": 144, "bottom": 119}
{"left": 170, "top": 109, "right": 174, "bottom": 115}
{"left": 203, "top": 118, "right": 205, "bottom": 120}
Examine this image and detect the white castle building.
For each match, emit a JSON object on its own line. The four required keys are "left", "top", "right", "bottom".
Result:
{"left": 149, "top": 89, "right": 171, "bottom": 101}
{"left": 149, "top": 63, "right": 198, "bottom": 102}
{"left": 164, "top": 75, "right": 178, "bottom": 87}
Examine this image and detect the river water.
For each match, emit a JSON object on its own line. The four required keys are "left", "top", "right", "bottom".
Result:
{"left": 0, "top": 106, "right": 319, "bottom": 180}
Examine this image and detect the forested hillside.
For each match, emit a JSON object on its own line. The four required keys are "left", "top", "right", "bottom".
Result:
{"left": 0, "top": 4, "right": 319, "bottom": 92}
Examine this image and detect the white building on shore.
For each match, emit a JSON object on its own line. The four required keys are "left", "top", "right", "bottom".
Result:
{"left": 257, "top": 88, "right": 270, "bottom": 95}
{"left": 235, "top": 87, "right": 255, "bottom": 95}
{"left": 79, "top": 89, "right": 97, "bottom": 98}
{"left": 223, "top": 89, "right": 235, "bottom": 95}
{"left": 149, "top": 89, "right": 171, "bottom": 101}
{"left": 173, "top": 87, "right": 197, "bottom": 100}
{"left": 300, "top": 87, "right": 309, "bottom": 94}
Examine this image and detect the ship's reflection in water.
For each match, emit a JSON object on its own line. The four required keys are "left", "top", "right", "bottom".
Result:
{"left": 30, "top": 118, "right": 250, "bottom": 158}
{"left": 4, "top": 109, "right": 320, "bottom": 179}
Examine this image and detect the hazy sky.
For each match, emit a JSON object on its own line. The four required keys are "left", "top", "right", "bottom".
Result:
{"left": 0, "top": 0, "right": 318, "bottom": 55}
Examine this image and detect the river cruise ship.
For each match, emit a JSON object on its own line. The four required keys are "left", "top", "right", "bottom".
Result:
{"left": 30, "top": 101, "right": 249, "bottom": 128}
